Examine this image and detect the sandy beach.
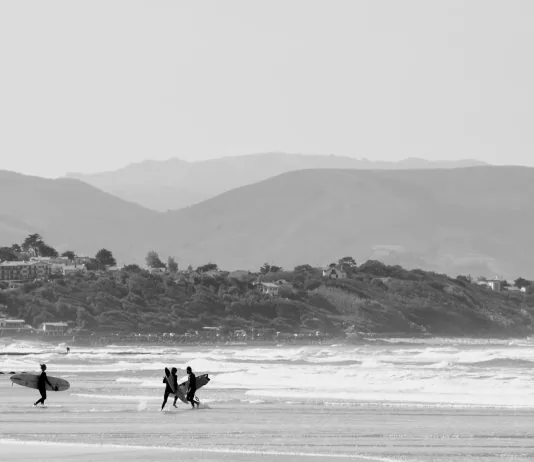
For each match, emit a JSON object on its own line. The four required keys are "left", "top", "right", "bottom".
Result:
{"left": 1, "top": 383, "right": 534, "bottom": 461}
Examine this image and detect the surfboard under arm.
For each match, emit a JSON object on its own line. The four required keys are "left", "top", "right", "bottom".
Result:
{"left": 164, "top": 367, "right": 177, "bottom": 394}
{"left": 10, "top": 373, "right": 70, "bottom": 392}
{"left": 174, "top": 374, "right": 210, "bottom": 404}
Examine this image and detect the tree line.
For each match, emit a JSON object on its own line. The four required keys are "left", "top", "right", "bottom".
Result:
{"left": 2, "top": 234, "right": 533, "bottom": 291}
{"left": 0, "top": 234, "right": 116, "bottom": 269}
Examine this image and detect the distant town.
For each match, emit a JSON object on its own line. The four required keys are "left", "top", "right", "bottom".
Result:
{"left": 1, "top": 233, "right": 534, "bottom": 344}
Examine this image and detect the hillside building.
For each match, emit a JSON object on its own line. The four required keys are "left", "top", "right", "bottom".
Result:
{"left": 322, "top": 265, "right": 347, "bottom": 279}
{"left": 0, "top": 318, "right": 26, "bottom": 329}
{"left": 0, "top": 318, "right": 33, "bottom": 335}
{"left": 255, "top": 282, "right": 280, "bottom": 296}
{"left": 477, "top": 278, "right": 503, "bottom": 292}
{"left": 29, "top": 257, "right": 87, "bottom": 276}
{"left": 41, "top": 322, "right": 69, "bottom": 336}
{"left": 0, "top": 261, "right": 51, "bottom": 281}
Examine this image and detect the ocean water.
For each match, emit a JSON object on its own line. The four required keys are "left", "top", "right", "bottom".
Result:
{"left": 2, "top": 338, "right": 534, "bottom": 461}
{"left": 2, "top": 337, "right": 534, "bottom": 409}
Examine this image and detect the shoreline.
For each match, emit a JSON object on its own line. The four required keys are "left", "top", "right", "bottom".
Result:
{"left": 0, "top": 439, "right": 369, "bottom": 461}
{"left": 2, "top": 331, "right": 533, "bottom": 348}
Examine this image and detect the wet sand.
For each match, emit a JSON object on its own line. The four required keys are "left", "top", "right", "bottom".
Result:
{"left": 0, "top": 441, "right": 377, "bottom": 462}
{"left": 1, "top": 379, "right": 534, "bottom": 461}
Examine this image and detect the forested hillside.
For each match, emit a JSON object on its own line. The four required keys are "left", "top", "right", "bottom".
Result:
{"left": 1, "top": 260, "right": 533, "bottom": 338}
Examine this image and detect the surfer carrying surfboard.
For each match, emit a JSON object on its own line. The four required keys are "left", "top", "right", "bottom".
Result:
{"left": 186, "top": 366, "right": 199, "bottom": 409}
{"left": 161, "top": 367, "right": 179, "bottom": 411}
{"left": 34, "top": 364, "right": 58, "bottom": 407}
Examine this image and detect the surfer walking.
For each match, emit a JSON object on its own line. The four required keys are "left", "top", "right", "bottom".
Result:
{"left": 161, "top": 367, "right": 179, "bottom": 411}
{"left": 34, "top": 364, "right": 57, "bottom": 407}
{"left": 186, "top": 366, "right": 199, "bottom": 409}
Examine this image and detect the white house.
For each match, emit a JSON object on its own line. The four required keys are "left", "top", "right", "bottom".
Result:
{"left": 258, "top": 282, "right": 280, "bottom": 296}
{"left": 41, "top": 322, "right": 69, "bottom": 335}
{"left": 0, "top": 318, "right": 26, "bottom": 329}
{"left": 62, "top": 264, "right": 87, "bottom": 275}
{"left": 477, "top": 278, "right": 503, "bottom": 292}
{"left": 486, "top": 280, "right": 502, "bottom": 292}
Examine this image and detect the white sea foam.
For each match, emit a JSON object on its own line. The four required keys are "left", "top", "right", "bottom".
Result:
{"left": 422, "top": 360, "right": 452, "bottom": 369}
{"left": 245, "top": 388, "right": 534, "bottom": 408}
{"left": 6, "top": 339, "right": 534, "bottom": 409}
{"left": 136, "top": 400, "right": 148, "bottom": 411}
{"left": 115, "top": 377, "right": 143, "bottom": 383}
{"left": 2, "top": 358, "right": 239, "bottom": 374}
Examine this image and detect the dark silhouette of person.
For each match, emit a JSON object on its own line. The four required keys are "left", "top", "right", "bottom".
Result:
{"left": 161, "top": 367, "right": 179, "bottom": 411}
{"left": 186, "top": 366, "right": 199, "bottom": 408}
{"left": 34, "top": 364, "right": 57, "bottom": 406}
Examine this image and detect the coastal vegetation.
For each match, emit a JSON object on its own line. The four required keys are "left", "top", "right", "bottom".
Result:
{"left": 1, "top": 235, "right": 534, "bottom": 338}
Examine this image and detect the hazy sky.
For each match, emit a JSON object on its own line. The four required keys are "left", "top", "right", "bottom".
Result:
{"left": 1, "top": 0, "right": 533, "bottom": 177}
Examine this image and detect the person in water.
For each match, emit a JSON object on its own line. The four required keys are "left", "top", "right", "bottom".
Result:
{"left": 186, "top": 366, "right": 199, "bottom": 408}
{"left": 34, "top": 364, "right": 57, "bottom": 406}
{"left": 161, "top": 367, "right": 179, "bottom": 411}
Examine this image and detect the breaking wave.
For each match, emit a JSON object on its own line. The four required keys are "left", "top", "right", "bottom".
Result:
{"left": 4, "top": 337, "right": 534, "bottom": 408}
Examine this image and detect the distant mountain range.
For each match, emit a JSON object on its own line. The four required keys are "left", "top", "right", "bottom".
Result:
{"left": 0, "top": 170, "right": 158, "bottom": 263}
{"left": 159, "top": 166, "right": 534, "bottom": 279}
{"left": 65, "top": 153, "right": 489, "bottom": 211}
{"left": 2, "top": 165, "right": 533, "bottom": 279}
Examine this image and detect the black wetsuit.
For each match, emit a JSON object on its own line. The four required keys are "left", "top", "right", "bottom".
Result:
{"left": 34, "top": 371, "right": 53, "bottom": 406}
{"left": 161, "top": 373, "right": 178, "bottom": 410}
{"left": 186, "top": 372, "right": 197, "bottom": 407}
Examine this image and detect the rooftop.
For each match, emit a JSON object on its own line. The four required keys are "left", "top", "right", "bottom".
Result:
{"left": 0, "top": 261, "right": 33, "bottom": 267}
{"left": 0, "top": 260, "right": 50, "bottom": 267}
